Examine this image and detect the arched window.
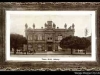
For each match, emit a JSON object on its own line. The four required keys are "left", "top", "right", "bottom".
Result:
{"left": 34, "top": 34, "right": 37, "bottom": 40}
{"left": 28, "top": 35, "right": 32, "bottom": 40}
{"left": 47, "top": 34, "right": 53, "bottom": 41}
{"left": 38, "top": 34, "right": 42, "bottom": 40}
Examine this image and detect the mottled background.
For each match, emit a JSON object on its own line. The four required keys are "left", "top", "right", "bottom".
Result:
{"left": 0, "top": 2, "right": 100, "bottom": 71}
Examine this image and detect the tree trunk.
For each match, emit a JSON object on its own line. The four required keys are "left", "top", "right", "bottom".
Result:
{"left": 85, "top": 49, "right": 86, "bottom": 54}
{"left": 26, "top": 46, "right": 27, "bottom": 55}
{"left": 26, "top": 50, "right": 27, "bottom": 55}
{"left": 14, "top": 48, "right": 17, "bottom": 54}
{"left": 21, "top": 45, "right": 23, "bottom": 54}
{"left": 71, "top": 48, "right": 73, "bottom": 55}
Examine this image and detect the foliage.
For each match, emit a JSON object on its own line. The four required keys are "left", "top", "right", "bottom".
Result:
{"left": 76, "top": 37, "right": 91, "bottom": 50}
{"left": 10, "top": 33, "right": 27, "bottom": 54}
{"left": 59, "top": 36, "right": 91, "bottom": 54}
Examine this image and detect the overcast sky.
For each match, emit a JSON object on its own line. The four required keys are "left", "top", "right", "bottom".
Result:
{"left": 8, "top": 11, "right": 93, "bottom": 37}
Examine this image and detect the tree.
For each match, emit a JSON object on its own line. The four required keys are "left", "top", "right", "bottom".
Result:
{"left": 76, "top": 37, "right": 91, "bottom": 54}
{"left": 60, "top": 36, "right": 91, "bottom": 54}
{"left": 10, "top": 33, "right": 27, "bottom": 54}
{"left": 85, "top": 28, "right": 88, "bottom": 36}
{"left": 60, "top": 36, "right": 79, "bottom": 54}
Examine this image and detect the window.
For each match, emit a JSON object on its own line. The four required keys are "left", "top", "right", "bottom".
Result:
{"left": 38, "top": 44, "right": 42, "bottom": 51}
{"left": 48, "top": 37, "right": 52, "bottom": 40}
{"left": 58, "top": 35, "right": 62, "bottom": 41}
{"left": 34, "top": 35, "right": 37, "bottom": 40}
{"left": 28, "top": 44, "right": 33, "bottom": 51}
{"left": 47, "top": 34, "right": 53, "bottom": 41}
{"left": 38, "top": 34, "right": 42, "bottom": 40}
{"left": 50, "top": 37, "right": 52, "bottom": 40}
{"left": 28, "top": 35, "right": 32, "bottom": 40}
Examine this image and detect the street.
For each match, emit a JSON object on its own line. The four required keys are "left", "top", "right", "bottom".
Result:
{"left": 11, "top": 54, "right": 91, "bottom": 58}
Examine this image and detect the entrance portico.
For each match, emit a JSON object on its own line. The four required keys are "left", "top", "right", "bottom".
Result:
{"left": 47, "top": 42, "right": 53, "bottom": 51}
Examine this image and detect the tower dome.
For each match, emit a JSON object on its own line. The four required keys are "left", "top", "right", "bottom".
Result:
{"left": 72, "top": 23, "right": 75, "bottom": 29}
{"left": 53, "top": 23, "right": 56, "bottom": 28}
{"left": 25, "top": 23, "right": 28, "bottom": 29}
{"left": 33, "top": 23, "right": 35, "bottom": 29}
{"left": 64, "top": 23, "right": 67, "bottom": 29}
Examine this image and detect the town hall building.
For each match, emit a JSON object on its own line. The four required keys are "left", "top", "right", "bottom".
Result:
{"left": 25, "top": 21, "right": 75, "bottom": 52}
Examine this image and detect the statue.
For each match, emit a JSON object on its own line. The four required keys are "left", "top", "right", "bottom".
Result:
{"left": 64, "top": 23, "right": 67, "bottom": 29}
{"left": 53, "top": 23, "right": 56, "bottom": 28}
{"left": 33, "top": 23, "right": 35, "bottom": 29}
{"left": 72, "top": 23, "right": 75, "bottom": 29}
{"left": 41, "top": 27, "right": 43, "bottom": 29}
{"left": 25, "top": 23, "right": 28, "bottom": 29}
{"left": 45, "top": 23, "right": 47, "bottom": 28}
{"left": 57, "top": 27, "right": 59, "bottom": 29}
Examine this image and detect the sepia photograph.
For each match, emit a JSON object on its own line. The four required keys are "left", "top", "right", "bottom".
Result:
{"left": 6, "top": 10, "right": 96, "bottom": 62}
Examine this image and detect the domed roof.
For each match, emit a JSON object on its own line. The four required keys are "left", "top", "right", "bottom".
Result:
{"left": 33, "top": 23, "right": 35, "bottom": 27}
{"left": 25, "top": 23, "right": 28, "bottom": 28}
{"left": 53, "top": 23, "right": 56, "bottom": 27}
{"left": 64, "top": 23, "right": 67, "bottom": 27}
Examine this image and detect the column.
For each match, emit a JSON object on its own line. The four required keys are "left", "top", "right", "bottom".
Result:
{"left": 45, "top": 43, "right": 47, "bottom": 52}
{"left": 53, "top": 33, "right": 55, "bottom": 52}
{"left": 53, "top": 43, "right": 55, "bottom": 52}
{"left": 33, "top": 43, "right": 35, "bottom": 54}
{"left": 45, "top": 34, "right": 47, "bottom": 52}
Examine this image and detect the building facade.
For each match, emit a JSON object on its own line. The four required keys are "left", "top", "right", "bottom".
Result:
{"left": 25, "top": 21, "right": 75, "bottom": 52}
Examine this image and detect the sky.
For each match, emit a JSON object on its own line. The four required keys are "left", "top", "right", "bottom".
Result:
{"left": 8, "top": 11, "right": 94, "bottom": 37}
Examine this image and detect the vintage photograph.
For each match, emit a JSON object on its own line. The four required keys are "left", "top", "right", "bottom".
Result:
{"left": 6, "top": 11, "right": 96, "bottom": 61}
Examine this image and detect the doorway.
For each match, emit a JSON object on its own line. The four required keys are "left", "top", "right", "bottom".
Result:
{"left": 48, "top": 46, "right": 52, "bottom": 51}
{"left": 47, "top": 42, "right": 53, "bottom": 51}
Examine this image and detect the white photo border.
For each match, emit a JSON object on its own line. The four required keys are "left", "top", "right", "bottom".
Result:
{"left": 5, "top": 10, "right": 96, "bottom": 62}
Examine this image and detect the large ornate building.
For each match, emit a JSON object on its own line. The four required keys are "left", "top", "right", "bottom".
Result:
{"left": 25, "top": 21, "right": 75, "bottom": 52}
